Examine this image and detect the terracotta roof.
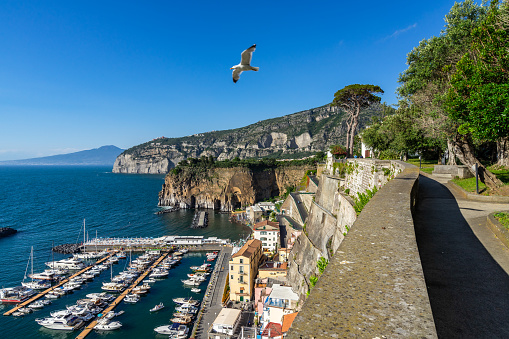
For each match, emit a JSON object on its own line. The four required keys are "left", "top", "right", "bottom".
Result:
{"left": 253, "top": 220, "right": 280, "bottom": 231}
{"left": 262, "top": 322, "right": 283, "bottom": 337}
{"left": 232, "top": 239, "right": 262, "bottom": 259}
{"left": 282, "top": 312, "right": 299, "bottom": 333}
{"left": 259, "top": 262, "right": 288, "bottom": 271}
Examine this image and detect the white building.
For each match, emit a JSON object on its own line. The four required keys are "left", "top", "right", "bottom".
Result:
{"left": 253, "top": 220, "right": 280, "bottom": 252}
{"left": 260, "top": 284, "right": 299, "bottom": 330}
{"left": 208, "top": 308, "right": 242, "bottom": 338}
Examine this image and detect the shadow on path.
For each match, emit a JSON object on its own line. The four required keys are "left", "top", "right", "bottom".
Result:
{"left": 414, "top": 175, "right": 509, "bottom": 338}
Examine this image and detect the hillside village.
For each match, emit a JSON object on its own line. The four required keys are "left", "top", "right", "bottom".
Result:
{"left": 204, "top": 151, "right": 400, "bottom": 338}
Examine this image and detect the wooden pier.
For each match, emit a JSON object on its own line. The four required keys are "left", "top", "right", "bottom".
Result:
{"left": 3, "top": 251, "right": 117, "bottom": 316}
{"left": 75, "top": 251, "right": 170, "bottom": 339}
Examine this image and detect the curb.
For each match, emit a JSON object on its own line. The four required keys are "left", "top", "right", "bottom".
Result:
{"left": 446, "top": 180, "right": 509, "bottom": 203}
{"left": 486, "top": 212, "right": 509, "bottom": 249}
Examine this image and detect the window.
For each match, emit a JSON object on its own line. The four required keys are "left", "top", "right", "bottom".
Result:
{"left": 231, "top": 275, "right": 234, "bottom": 279}
{"left": 261, "top": 231, "right": 267, "bottom": 235}
{"left": 231, "top": 265, "right": 233, "bottom": 271}
{"left": 239, "top": 266, "right": 244, "bottom": 274}
{"left": 240, "top": 259, "right": 244, "bottom": 264}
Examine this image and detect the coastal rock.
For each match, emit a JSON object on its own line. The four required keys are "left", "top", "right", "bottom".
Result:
{"left": 112, "top": 104, "right": 381, "bottom": 174}
{"left": 0, "top": 227, "right": 17, "bottom": 238}
{"left": 158, "top": 166, "right": 312, "bottom": 212}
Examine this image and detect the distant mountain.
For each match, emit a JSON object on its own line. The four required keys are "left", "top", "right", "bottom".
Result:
{"left": 0, "top": 146, "right": 124, "bottom": 166}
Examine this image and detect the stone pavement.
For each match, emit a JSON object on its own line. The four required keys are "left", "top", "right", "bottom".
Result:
{"left": 414, "top": 174, "right": 509, "bottom": 338}
{"left": 194, "top": 246, "right": 232, "bottom": 339}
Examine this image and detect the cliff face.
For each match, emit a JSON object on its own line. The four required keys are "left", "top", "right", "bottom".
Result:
{"left": 113, "top": 104, "right": 380, "bottom": 174}
{"left": 158, "top": 166, "right": 312, "bottom": 211}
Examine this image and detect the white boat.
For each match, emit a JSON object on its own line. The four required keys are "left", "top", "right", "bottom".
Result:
{"left": 0, "top": 286, "right": 35, "bottom": 303}
{"left": 154, "top": 323, "right": 188, "bottom": 335}
{"left": 45, "top": 292, "right": 59, "bottom": 299}
{"left": 45, "top": 257, "right": 85, "bottom": 270}
{"left": 173, "top": 297, "right": 199, "bottom": 306}
{"left": 29, "top": 271, "right": 56, "bottom": 281}
{"left": 101, "top": 282, "right": 125, "bottom": 293}
{"left": 149, "top": 302, "right": 164, "bottom": 312}
{"left": 28, "top": 300, "right": 46, "bottom": 309}
{"left": 94, "top": 317, "right": 122, "bottom": 331}
{"left": 36, "top": 314, "right": 84, "bottom": 330}
{"left": 149, "top": 267, "right": 169, "bottom": 278}
{"left": 124, "top": 294, "right": 140, "bottom": 303}
{"left": 182, "top": 279, "right": 201, "bottom": 286}
{"left": 86, "top": 292, "right": 114, "bottom": 301}
{"left": 22, "top": 247, "right": 53, "bottom": 290}
{"left": 175, "top": 304, "right": 198, "bottom": 314}
{"left": 191, "top": 288, "right": 201, "bottom": 293}
{"left": 144, "top": 278, "right": 156, "bottom": 284}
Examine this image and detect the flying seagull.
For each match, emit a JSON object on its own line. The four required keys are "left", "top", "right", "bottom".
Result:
{"left": 231, "top": 44, "right": 259, "bottom": 83}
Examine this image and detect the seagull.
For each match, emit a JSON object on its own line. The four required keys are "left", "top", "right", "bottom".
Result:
{"left": 231, "top": 44, "right": 259, "bottom": 83}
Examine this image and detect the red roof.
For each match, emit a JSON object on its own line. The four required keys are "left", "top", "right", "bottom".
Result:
{"left": 262, "top": 322, "right": 283, "bottom": 337}
{"left": 282, "top": 312, "right": 299, "bottom": 332}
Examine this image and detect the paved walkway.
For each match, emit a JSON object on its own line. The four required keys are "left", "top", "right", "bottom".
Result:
{"left": 194, "top": 247, "right": 232, "bottom": 339}
{"left": 414, "top": 174, "right": 509, "bottom": 338}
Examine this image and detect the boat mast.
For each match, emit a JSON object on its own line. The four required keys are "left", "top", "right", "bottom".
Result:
{"left": 95, "top": 230, "right": 98, "bottom": 253}
{"left": 83, "top": 219, "right": 86, "bottom": 253}
{"left": 31, "top": 246, "right": 33, "bottom": 281}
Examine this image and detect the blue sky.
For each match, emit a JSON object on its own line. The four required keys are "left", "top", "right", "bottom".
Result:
{"left": 0, "top": 0, "right": 471, "bottom": 160}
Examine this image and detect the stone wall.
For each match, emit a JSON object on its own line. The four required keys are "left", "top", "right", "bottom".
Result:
{"left": 343, "top": 159, "right": 403, "bottom": 197}
{"left": 287, "top": 162, "right": 437, "bottom": 338}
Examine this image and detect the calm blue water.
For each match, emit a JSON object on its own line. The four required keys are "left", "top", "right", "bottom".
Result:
{"left": 0, "top": 166, "right": 250, "bottom": 338}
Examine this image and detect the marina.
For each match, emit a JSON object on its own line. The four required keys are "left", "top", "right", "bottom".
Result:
{"left": 0, "top": 166, "right": 251, "bottom": 338}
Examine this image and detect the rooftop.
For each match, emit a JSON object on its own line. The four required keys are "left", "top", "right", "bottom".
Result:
{"left": 213, "top": 308, "right": 242, "bottom": 327}
{"left": 231, "top": 239, "right": 262, "bottom": 259}
{"left": 259, "top": 262, "right": 288, "bottom": 271}
{"left": 261, "top": 322, "right": 283, "bottom": 337}
{"left": 282, "top": 312, "right": 299, "bottom": 333}
{"left": 253, "top": 220, "right": 280, "bottom": 231}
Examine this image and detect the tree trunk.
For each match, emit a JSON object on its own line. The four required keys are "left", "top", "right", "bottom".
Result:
{"left": 446, "top": 138, "right": 457, "bottom": 165}
{"left": 452, "top": 134, "right": 503, "bottom": 189}
{"left": 349, "top": 106, "right": 361, "bottom": 157}
{"left": 497, "top": 137, "right": 509, "bottom": 168}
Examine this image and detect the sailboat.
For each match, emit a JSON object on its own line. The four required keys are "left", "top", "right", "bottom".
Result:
{"left": 22, "top": 247, "right": 51, "bottom": 290}
{"left": 74, "top": 219, "right": 104, "bottom": 259}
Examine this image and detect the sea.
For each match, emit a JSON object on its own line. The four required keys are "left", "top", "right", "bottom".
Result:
{"left": 0, "top": 166, "right": 251, "bottom": 338}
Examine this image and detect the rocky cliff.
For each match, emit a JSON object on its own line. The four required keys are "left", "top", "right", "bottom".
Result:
{"left": 113, "top": 104, "right": 380, "bottom": 174}
{"left": 158, "top": 165, "right": 312, "bottom": 211}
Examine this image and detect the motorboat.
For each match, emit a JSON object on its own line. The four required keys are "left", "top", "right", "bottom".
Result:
{"left": 191, "top": 288, "right": 201, "bottom": 293}
{"left": 21, "top": 280, "right": 51, "bottom": 290}
{"left": 149, "top": 302, "right": 164, "bottom": 312}
{"left": 124, "top": 294, "right": 140, "bottom": 303}
{"left": 45, "top": 292, "right": 60, "bottom": 299}
{"left": 94, "top": 317, "right": 122, "bottom": 331}
{"left": 29, "top": 271, "right": 56, "bottom": 281}
{"left": 154, "top": 323, "right": 187, "bottom": 335}
{"left": 149, "top": 268, "right": 169, "bottom": 278}
{"left": 12, "top": 307, "right": 33, "bottom": 317}
{"left": 0, "top": 286, "right": 35, "bottom": 303}
{"left": 173, "top": 297, "right": 199, "bottom": 306}
{"left": 144, "top": 278, "right": 156, "bottom": 284}
{"left": 35, "top": 314, "right": 84, "bottom": 330}
{"left": 86, "top": 292, "right": 114, "bottom": 301}
{"left": 28, "top": 300, "right": 46, "bottom": 309}
{"left": 175, "top": 304, "right": 198, "bottom": 314}
{"left": 116, "top": 251, "right": 127, "bottom": 259}
{"left": 45, "top": 257, "right": 85, "bottom": 270}
{"left": 170, "top": 316, "right": 193, "bottom": 324}
{"left": 182, "top": 279, "right": 201, "bottom": 286}
{"left": 101, "top": 282, "right": 125, "bottom": 293}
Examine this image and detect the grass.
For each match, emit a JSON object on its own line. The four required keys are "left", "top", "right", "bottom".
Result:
{"left": 452, "top": 176, "right": 488, "bottom": 193}
{"left": 405, "top": 158, "right": 437, "bottom": 174}
{"left": 452, "top": 166, "right": 509, "bottom": 195}
{"left": 494, "top": 212, "right": 509, "bottom": 230}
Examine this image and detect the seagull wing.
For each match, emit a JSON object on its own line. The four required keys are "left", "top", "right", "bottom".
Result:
{"left": 240, "top": 44, "right": 256, "bottom": 65}
{"left": 232, "top": 69, "right": 243, "bottom": 83}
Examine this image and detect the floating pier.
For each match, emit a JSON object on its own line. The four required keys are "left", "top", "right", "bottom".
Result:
{"left": 191, "top": 211, "right": 208, "bottom": 229}
{"left": 3, "top": 251, "right": 117, "bottom": 316}
{"left": 75, "top": 250, "right": 170, "bottom": 339}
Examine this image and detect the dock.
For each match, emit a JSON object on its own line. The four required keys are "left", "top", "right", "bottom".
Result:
{"left": 75, "top": 250, "right": 170, "bottom": 339}
{"left": 3, "top": 251, "right": 117, "bottom": 316}
{"left": 191, "top": 211, "right": 208, "bottom": 229}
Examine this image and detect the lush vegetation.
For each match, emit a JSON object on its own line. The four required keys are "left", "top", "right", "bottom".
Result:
{"left": 353, "top": 186, "right": 378, "bottom": 215}
{"left": 362, "top": 0, "right": 509, "bottom": 190}
{"left": 170, "top": 153, "right": 321, "bottom": 175}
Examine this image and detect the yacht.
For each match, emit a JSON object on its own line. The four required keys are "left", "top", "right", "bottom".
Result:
{"left": 149, "top": 268, "right": 169, "bottom": 278}
{"left": 154, "top": 323, "right": 188, "bottom": 335}
{"left": 124, "top": 294, "right": 140, "bottom": 303}
{"left": 0, "top": 286, "right": 35, "bottom": 303}
{"left": 173, "top": 297, "right": 199, "bottom": 306}
{"left": 94, "top": 317, "right": 122, "bottom": 330}
{"left": 35, "top": 314, "right": 84, "bottom": 330}
{"left": 45, "top": 258, "right": 85, "bottom": 270}
{"left": 101, "top": 282, "right": 125, "bottom": 293}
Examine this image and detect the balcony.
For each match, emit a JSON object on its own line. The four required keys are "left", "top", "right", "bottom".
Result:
{"left": 237, "top": 279, "right": 248, "bottom": 285}
{"left": 238, "top": 271, "right": 247, "bottom": 276}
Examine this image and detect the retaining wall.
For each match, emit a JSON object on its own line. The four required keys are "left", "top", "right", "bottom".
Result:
{"left": 287, "top": 161, "right": 436, "bottom": 338}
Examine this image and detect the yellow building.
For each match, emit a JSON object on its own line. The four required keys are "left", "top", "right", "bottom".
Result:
{"left": 258, "top": 261, "right": 288, "bottom": 280}
{"left": 229, "top": 239, "right": 263, "bottom": 302}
